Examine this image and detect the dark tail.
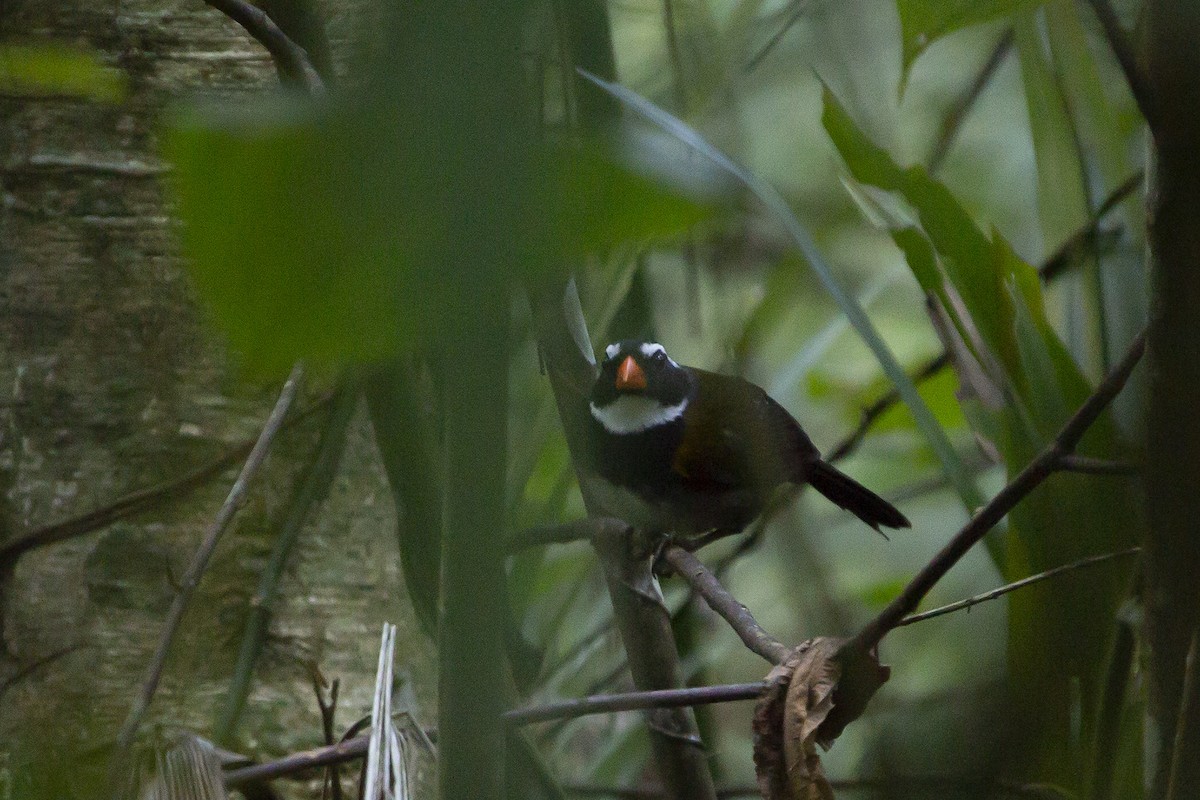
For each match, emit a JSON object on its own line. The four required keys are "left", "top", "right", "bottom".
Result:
{"left": 805, "top": 459, "right": 910, "bottom": 532}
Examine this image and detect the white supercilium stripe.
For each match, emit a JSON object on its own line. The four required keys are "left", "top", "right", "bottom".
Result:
{"left": 638, "top": 342, "right": 679, "bottom": 367}
{"left": 590, "top": 394, "right": 688, "bottom": 434}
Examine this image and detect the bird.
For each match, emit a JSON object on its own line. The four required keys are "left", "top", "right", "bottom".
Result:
{"left": 583, "top": 340, "right": 910, "bottom": 539}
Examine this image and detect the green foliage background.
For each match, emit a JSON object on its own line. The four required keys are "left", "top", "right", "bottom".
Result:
{"left": 155, "top": 0, "right": 1148, "bottom": 796}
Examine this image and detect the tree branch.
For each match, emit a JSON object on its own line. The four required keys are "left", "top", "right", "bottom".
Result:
{"left": 1086, "top": 0, "right": 1158, "bottom": 130}
{"left": 1167, "top": 624, "right": 1200, "bottom": 800}
{"left": 202, "top": 0, "right": 325, "bottom": 94}
{"left": 927, "top": 29, "right": 1014, "bottom": 172}
{"left": 896, "top": 547, "right": 1141, "bottom": 627}
{"left": 111, "top": 363, "right": 305, "bottom": 779}
{"left": 216, "top": 379, "right": 358, "bottom": 742}
{"left": 224, "top": 734, "right": 369, "bottom": 787}
{"left": 0, "top": 396, "right": 328, "bottom": 570}
{"left": 504, "top": 682, "right": 766, "bottom": 726}
{"left": 661, "top": 546, "right": 790, "bottom": 665}
{"left": 1056, "top": 454, "right": 1140, "bottom": 476}
{"left": 853, "top": 330, "right": 1145, "bottom": 652}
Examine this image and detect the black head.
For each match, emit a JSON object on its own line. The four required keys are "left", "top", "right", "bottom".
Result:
{"left": 592, "top": 341, "right": 691, "bottom": 406}
{"left": 589, "top": 341, "right": 694, "bottom": 435}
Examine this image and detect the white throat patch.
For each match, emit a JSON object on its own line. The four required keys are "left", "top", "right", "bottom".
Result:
{"left": 590, "top": 394, "right": 688, "bottom": 435}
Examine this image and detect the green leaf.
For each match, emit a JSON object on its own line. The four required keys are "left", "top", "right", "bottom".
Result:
{"left": 1014, "top": 13, "right": 1090, "bottom": 248}
{"left": 897, "top": 0, "right": 1043, "bottom": 71}
{"left": 0, "top": 44, "right": 126, "bottom": 101}
{"left": 165, "top": 97, "right": 710, "bottom": 376}
{"left": 165, "top": 98, "right": 423, "bottom": 375}
{"left": 823, "top": 88, "right": 1019, "bottom": 383}
{"left": 868, "top": 366, "right": 968, "bottom": 435}
{"left": 537, "top": 144, "right": 715, "bottom": 261}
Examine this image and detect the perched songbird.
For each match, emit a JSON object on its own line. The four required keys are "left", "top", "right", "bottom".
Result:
{"left": 584, "top": 340, "right": 910, "bottom": 538}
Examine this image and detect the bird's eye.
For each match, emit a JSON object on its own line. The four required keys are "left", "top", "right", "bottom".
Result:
{"left": 652, "top": 351, "right": 668, "bottom": 364}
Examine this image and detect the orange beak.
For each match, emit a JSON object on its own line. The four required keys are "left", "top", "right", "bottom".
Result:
{"left": 615, "top": 355, "right": 647, "bottom": 391}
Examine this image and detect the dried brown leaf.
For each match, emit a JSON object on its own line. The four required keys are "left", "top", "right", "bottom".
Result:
{"left": 752, "top": 638, "right": 838, "bottom": 800}
{"left": 753, "top": 638, "right": 891, "bottom": 799}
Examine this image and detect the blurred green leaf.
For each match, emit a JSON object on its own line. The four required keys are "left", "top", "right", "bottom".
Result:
{"left": 857, "top": 576, "right": 911, "bottom": 609}
{"left": 867, "top": 367, "right": 969, "bottom": 435}
{"left": 897, "top": 0, "right": 1041, "bottom": 71}
{"left": 534, "top": 143, "right": 716, "bottom": 261}
{"left": 165, "top": 98, "right": 423, "bottom": 376}
{"left": 165, "top": 99, "right": 710, "bottom": 376}
{"left": 0, "top": 44, "right": 126, "bottom": 101}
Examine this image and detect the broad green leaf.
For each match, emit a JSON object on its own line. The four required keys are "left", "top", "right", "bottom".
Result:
{"left": 823, "top": 88, "right": 1019, "bottom": 378}
{"left": 165, "top": 98, "right": 711, "bottom": 375}
{"left": 0, "top": 44, "right": 126, "bottom": 101}
{"left": 866, "top": 367, "right": 969, "bottom": 435}
{"left": 166, "top": 99, "right": 422, "bottom": 375}
{"left": 897, "top": 0, "right": 1043, "bottom": 71}
{"left": 1015, "top": 13, "right": 1090, "bottom": 247}
{"left": 536, "top": 144, "right": 715, "bottom": 261}
{"left": 891, "top": 227, "right": 942, "bottom": 295}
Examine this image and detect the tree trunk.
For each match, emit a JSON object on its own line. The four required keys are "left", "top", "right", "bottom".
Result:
{"left": 1144, "top": 3, "right": 1200, "bottom": 797}
{"left": 0, "top": 2, "right": 435, "bottom": 795}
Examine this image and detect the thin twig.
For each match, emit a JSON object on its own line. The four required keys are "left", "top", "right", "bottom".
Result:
{"left": 226, "top": 681, "right": 762, "bottom": 784}
{"left": 896, "top": 547, "right": 1141, "bottom": 627}
{"left": 744, "top": 0, "right": 812, "bottom": 72}
{"left": 224, "top": 735, "right": 370, "bottom": 787}
{"left": 826, "top": 352, "right": 949, "bottom": 464}
{"left": 0, "top": 396, "right": 329, "bottom": 570}
{"left": 853, "top": 331, "right": 1145, "bottom": 652}
{"left": 202, "top": 0, "right": 325, "bottom": 94}
{"left": 216, "top": 379, "right": 357, "bottom": 741}
{"left": 0, "top": 645, "right": 81, "bottom": 701}
{"left": 504, "top": 681, "right": 766, "bottom": 726}
{"left": 1085, "top": 0, "right": 1158, "bottom": 130}
{"left": 314, "top": 674, "right": 343, "bottom": 800}
{"left": 509, "top": 518, "right": 610, "bottom": 551}
{"left": 1056, "top": 454, "right": 1140, "bottom": 476}
{"left": 111, "top": 363, "right": 305, "bottom": 776}
{"left": 109, "top": 0, "right": 323, "bottom": 781}
{"left": 1167, "top": 623, "right": 1200, "bottom": 800}
{"left": 1040, "top": 171, "right": 1142, "bottom": 281}
{"left": 662, "top": 546, "right": 790, "bottom": 665}
{"left": 927, "top": 29, "right": 1014, "bottom": 172}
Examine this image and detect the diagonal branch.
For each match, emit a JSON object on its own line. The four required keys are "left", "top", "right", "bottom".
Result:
{"left": 927, "top": 29, "right": 1014, "bottom": 172}
{"left": 852, "top": 330, "right": 1146, "bottom": 653}
{"left": 111, "top": 363, "right": 305, "bottom": 775}
{"left": 662, "top": 546, "right": 790, "bottom": 665}
{"left": 896, "top": 547, "right": 1142, "bottom": 627}
{"left": 504, "top": 682, "right": 767, "bottom": 726}
{"left": 202, "top": 0, "right": 325, "bottom": 94}
{"left": 1085, "top": 0, "right": 1158, "bottom": 130}
{"left": 0, "top": 396, "right": 329, "bottom": 570}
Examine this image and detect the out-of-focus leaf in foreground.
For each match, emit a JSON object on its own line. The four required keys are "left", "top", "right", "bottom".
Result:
{"left": 896, "top": 0, "right": 1041, "bottom": 72}
{"left": 165, "top": 98, "right": 713, "bottom": 376}
{"left": 0, "top": 44, "right": 126, "bottom": 101}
